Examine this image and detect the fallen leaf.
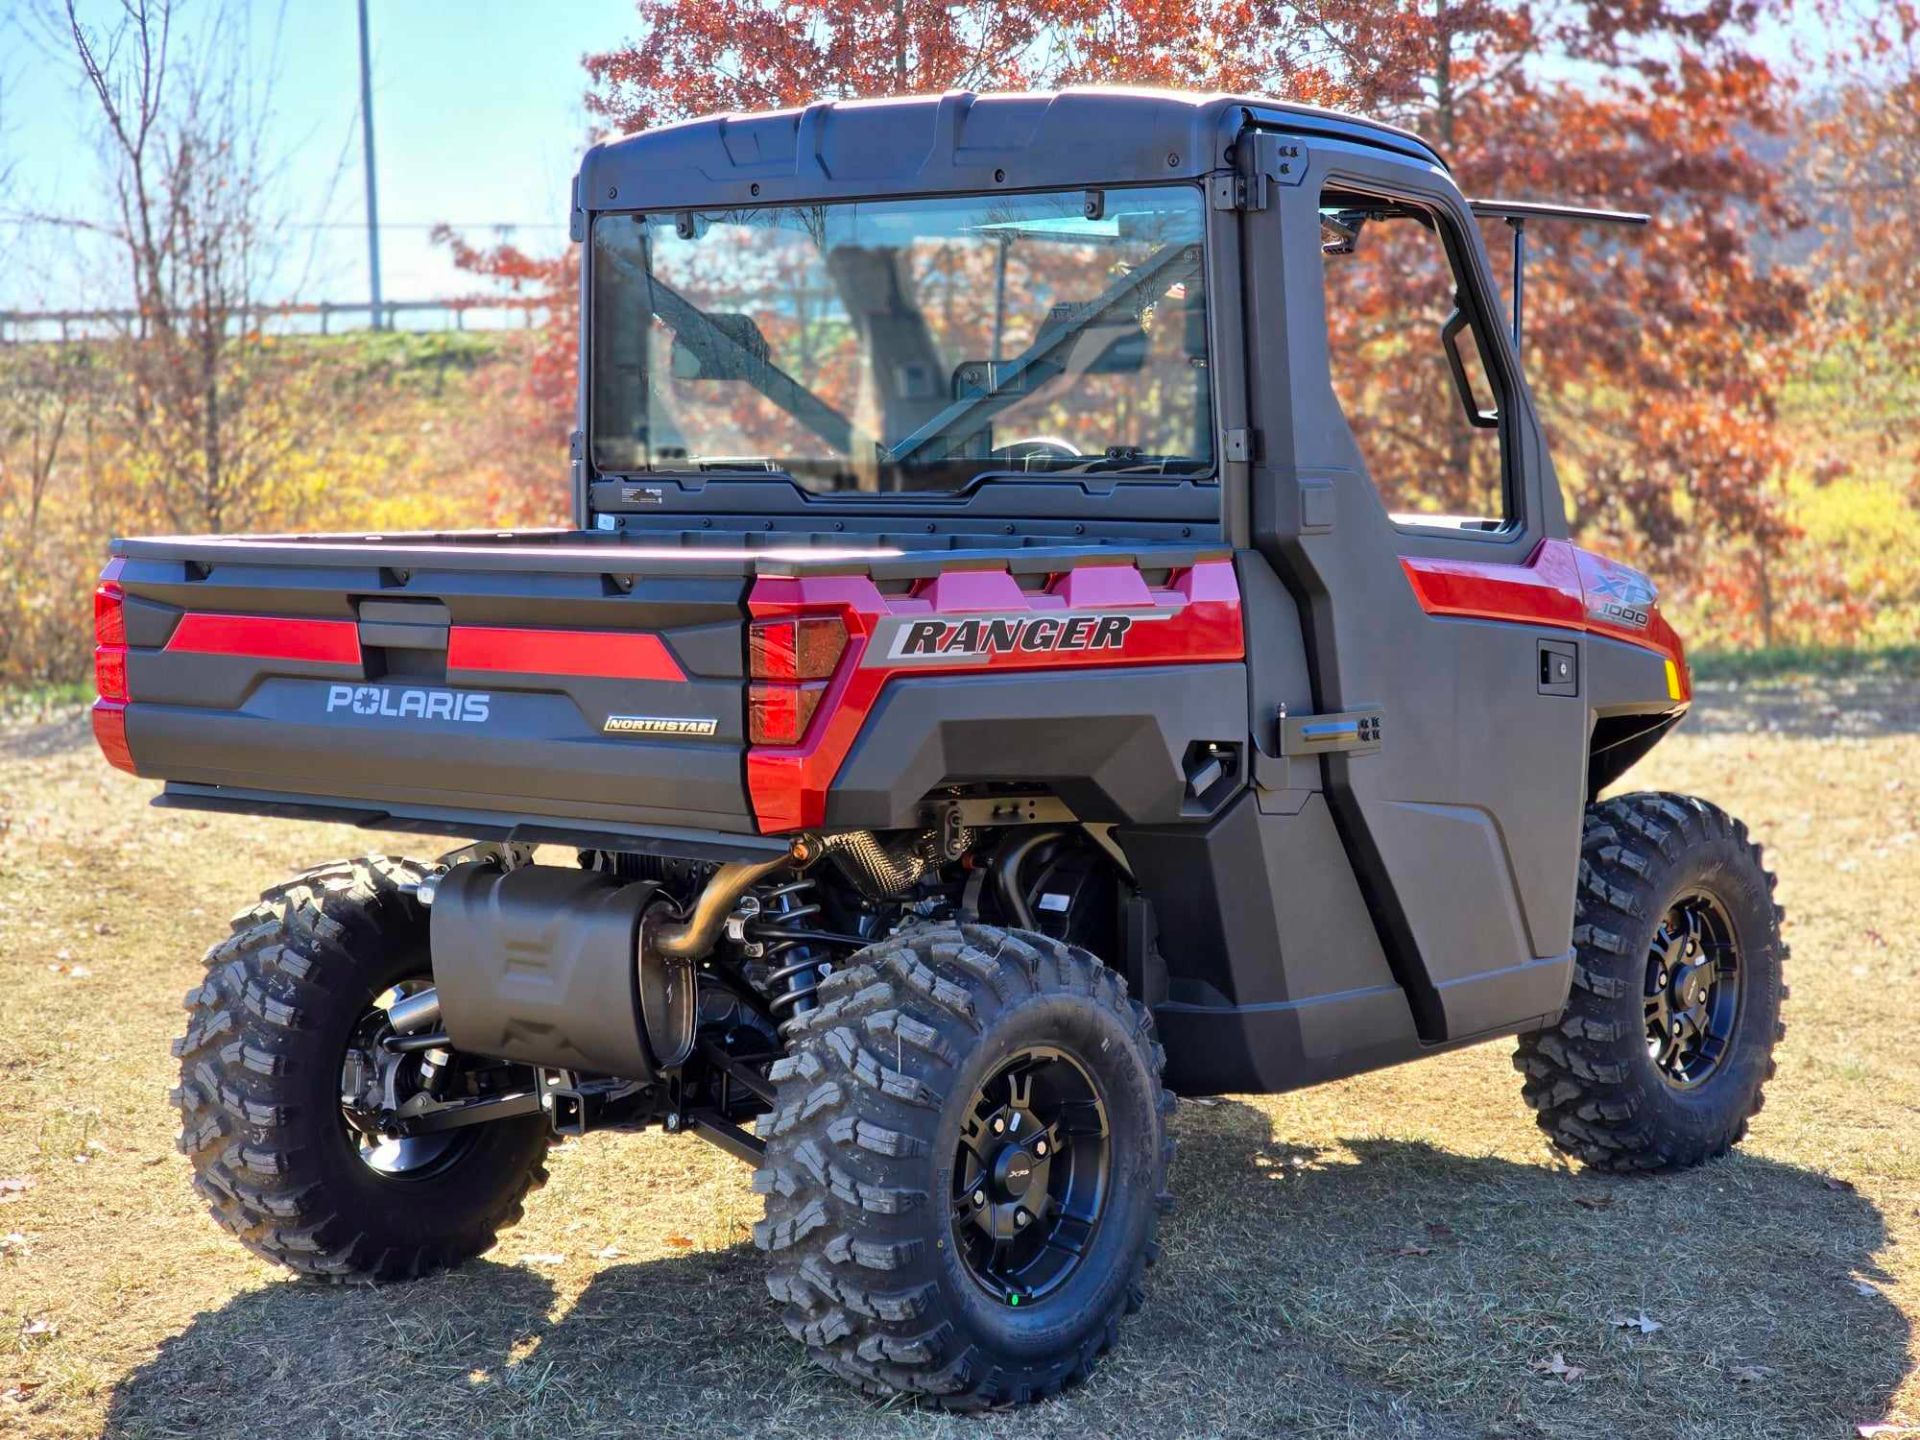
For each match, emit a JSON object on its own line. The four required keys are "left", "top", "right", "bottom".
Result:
{"left": 1, "top": 1381, "right": 40, "bottom": 1403}
{"left": 18, "top": 1316, "right": 56, "bottom": 1342}
{"left": 1424, "top": 1222, "right": 1455, "bottom": 1240}
{"left": 0, "top": 1234, "right": 28, "bottom": 1258}
{"left": 1731, "top": 1364, "right": 1776, "bottom": 1383}
{"left": 1184, "top": 1096, "right": 1222, "bottom": 1109}
{"left": 593, "top": 1244, "right": 624, "bottom": 1261}
{"left": 1574, "top": 1193, "right": 1615, "bottom": 1211}
{"left": 1614, "top": 1311, "right": 1663, "bottom": 1335}
{"left": 65, "top": 965, "right": 91, "bottom": 979}
{"left": 1530, "top": 1352, "right": 1586, "bottom": 1383}
{"left": 0, "top": 1179, "right": 30, "bottom": 1205}
{"left": 664, "top": 1235, "right": 695, "bottom": 1250}
{"left": 1826, "top": 1177, "right": 1858, "bottom": 1193}
{"left": 1853, "top": 1279, "right": 1882, "bottom": 1297}
{"left": 1392, "top": 1245, "right": 1432, "bottom": 1258}
{"left": 517, "top": 1253, "right": 567, "bottom": 1267}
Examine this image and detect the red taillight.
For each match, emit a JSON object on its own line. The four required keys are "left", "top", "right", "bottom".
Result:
{"left": 91, "top": 564, "right": 134, "bottom": 770}
{"left": 749, "top": 616, "right": 846, "bottom": 681}
{"left": 94, "top": 644, "right": 128, "bottom": 702}
{"left": 95, "top": 581, "right": 126, "bottom": 648}
{"left": 92, "top": 700, "right": 135, "bottom": 773}
{"left": 748, "top": 681, "right": 827, "bottom": 746}
{"left": 747, "top": 614, "right": 845, "bottom": 746}
{"left": 94, "top": 572, "right": 129, "bottom": 703}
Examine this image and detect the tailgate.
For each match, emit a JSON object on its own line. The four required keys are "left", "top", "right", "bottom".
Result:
{"left": 108, "top": 552, "right": 755, "bottom": 832}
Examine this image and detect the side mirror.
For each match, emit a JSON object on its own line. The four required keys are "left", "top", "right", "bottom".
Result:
{"left": 1440, "top": 306, "right": 1500, "bottom": 429}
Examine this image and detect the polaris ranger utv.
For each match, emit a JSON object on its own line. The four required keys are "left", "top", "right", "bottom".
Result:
{"left": 93, "top": 90, "right": 1785, "bottom": 1408}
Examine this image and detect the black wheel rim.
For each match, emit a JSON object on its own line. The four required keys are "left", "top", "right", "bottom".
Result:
{"left": 951, "top": 1046, "right": 1110, "bottom": 1305}
{"left": 1644, "top": 890, "right": 1742, "bottom": 1087}
{"left": 339, "top": 979, "right": 471, "bottom": 1179}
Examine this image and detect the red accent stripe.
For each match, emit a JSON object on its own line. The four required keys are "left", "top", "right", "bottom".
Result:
{"left": 166, "top": 613, "right": 362, "bottom": 665}
{"left": 447, "top": 626, "right": 686, "bottom": 683}
{"left": 746, "top": 560, "right": 1244, "bottom": 834}
{"left": 1401, "top": 538, "right": 1688, "bottom": 691}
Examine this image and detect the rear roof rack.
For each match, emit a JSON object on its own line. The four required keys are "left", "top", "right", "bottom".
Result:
{"left": 1468, "top": 199, "right": 1650, "bottom": 226}
{"left": 1466, "top": 200, "right": 1650, "bottom": 355}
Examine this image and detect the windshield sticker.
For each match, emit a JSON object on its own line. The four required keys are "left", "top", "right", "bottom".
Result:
{"left": 1582, "top": 557, "right": 1658, "bottom": 629}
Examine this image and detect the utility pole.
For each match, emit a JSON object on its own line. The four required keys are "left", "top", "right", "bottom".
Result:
{"left": 356, "top": 0, "right": 384, "bottom": 331}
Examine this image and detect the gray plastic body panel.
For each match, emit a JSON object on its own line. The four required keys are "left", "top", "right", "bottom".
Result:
{"left": 1123, "top": 791, "right": 1417, "bottom": 1094}
{"left": 108, "top": 530, "right": 1228, "bottom": 581}
{"left": 110, "top": 551, "right": 759, "bottom": 829}
{"left": 1232, "top": 130, "right": 1588, "bottom": 1043}
{"left": 824, "top": 663, "right": 1250, "bottom": 829}
{"left": 577, "top": 90, "right": 1441, "bottom": 219}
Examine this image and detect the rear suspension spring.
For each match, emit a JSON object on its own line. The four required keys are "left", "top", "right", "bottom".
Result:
{"left": 759, "top": 880, "right": 830, "bottom": 1025}
{"left": 752, "top": 879, "right": 864, "bottom": 1029}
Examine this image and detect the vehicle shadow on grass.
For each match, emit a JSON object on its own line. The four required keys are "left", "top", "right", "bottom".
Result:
{"left": 104, "top": 1101, "right": 1908, "bottom": 1440}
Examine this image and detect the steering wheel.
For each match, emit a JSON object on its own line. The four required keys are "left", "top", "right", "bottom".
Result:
{"left": 994, "top": 437, "right": 1083, "bottom": 467}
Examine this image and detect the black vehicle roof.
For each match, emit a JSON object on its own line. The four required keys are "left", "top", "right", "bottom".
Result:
{"left": 577, "top": 88, "right": 1445, "bottom": 215}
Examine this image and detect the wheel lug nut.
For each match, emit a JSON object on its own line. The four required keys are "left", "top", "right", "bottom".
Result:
{"left": 1014, "top": 1208, "right": 1030, "bottom": 1228}
{"left": 972, "top": 1189, "right": 986, "bottom": 1207}
{"left": 1034, "top": 1139, "right": 1049, "bottom": 1158}
{"left": 991, "top": 1116, "right": 1006, "bottom": 1134}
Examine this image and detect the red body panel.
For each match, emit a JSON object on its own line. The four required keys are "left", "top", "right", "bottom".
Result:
{"left": 746, "top": 560, "right": 1245, "bottom": 834}
{"left": 1400, "top": 539, "right": 1688, "bottom": 696}
{"left": 447, "top": 626, "right": 686, "bottom": 683}
{"left": 165, "top": 613, "right": 363, "bottom": 666}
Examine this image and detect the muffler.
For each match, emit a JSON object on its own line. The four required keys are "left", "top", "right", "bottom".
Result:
{"left": 429, "top": 865, "right": 689, "bottom": 1079}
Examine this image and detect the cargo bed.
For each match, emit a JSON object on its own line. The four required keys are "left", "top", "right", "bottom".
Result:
{"left": 105, "top": 527, "right": 1228, "bottom": 844}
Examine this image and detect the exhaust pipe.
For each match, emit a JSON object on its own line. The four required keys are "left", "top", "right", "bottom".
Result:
{"left": 647, "top": 855, "right": 793, "bottom": 958}
{"left": 385, "top": 988, "right": 441, "bottom": 1035}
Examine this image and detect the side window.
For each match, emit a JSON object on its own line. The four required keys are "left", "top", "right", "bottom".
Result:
{"left": 1318, "top": 187, "right": 1509, "bottom": 530}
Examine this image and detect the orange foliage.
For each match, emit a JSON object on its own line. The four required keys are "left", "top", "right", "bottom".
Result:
{"left": 436, "top": 2, "right": 1876, "bottom": 647}
{"left": 433, "top": 225, "right": 580, "bottom": 464}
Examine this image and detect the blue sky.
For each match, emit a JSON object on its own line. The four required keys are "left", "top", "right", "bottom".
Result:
{"left": 0, "top": 2, "right": 1843, "bottom": 315}
{"left": 0, "top": 0, "right": 641, "bottom": 310}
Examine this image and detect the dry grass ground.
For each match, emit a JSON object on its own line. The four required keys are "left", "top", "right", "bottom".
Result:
{"left": 1, "top": 670, "right": 1917, "bottom": 1439}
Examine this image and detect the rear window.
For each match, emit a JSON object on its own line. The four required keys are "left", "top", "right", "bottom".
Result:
{"left": 589, "top": 185, "right": 1213, "bottom": 495}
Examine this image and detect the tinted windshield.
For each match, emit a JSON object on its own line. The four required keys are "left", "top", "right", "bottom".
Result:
{"left": 589, "top": 185, "right": 1211, "bottom": 494}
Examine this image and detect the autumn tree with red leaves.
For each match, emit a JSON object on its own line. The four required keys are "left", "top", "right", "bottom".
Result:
{"left": 1810, "top": 2, "right": 1919, "bottom": 400}
{"left": 452, "top": 0, "right": 1853, "bottom": 642}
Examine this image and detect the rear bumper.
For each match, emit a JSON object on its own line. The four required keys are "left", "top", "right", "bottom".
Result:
{"left": 153, "top": 780, "right": 784, "bottom": 862}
